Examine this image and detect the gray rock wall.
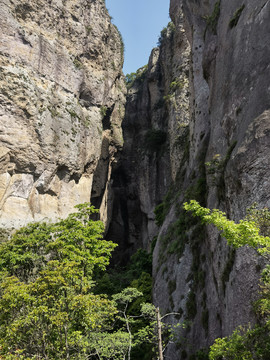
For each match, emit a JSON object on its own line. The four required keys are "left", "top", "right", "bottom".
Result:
{"left": 0, "top": 0, "right": 126, "bottom": 228}
{"left": 106, "top": 16, "right": 191, "bottom": 262}
{"left": 121, "top": 0, "right": 270, "bottom": 357}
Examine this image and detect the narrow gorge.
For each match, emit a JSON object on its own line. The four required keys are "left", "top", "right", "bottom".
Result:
{"left": 0, "top": 0, "right": 269, "bottom": 359}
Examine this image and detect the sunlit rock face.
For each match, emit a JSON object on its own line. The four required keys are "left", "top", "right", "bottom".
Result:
{"left": 0, "top": 0, "right": 126, "bottom": 228}
{"left": 113, "top": 0, "right": 270, "bottom": 357}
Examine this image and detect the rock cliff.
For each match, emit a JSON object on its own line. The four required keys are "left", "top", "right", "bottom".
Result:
{"left": 106, "top": 15, "right": 191, "bottom": 262}
{"left": 112, "top": 0, "right": 270, "bottom": 357}
{"left": 0, "top": 0, "right": 270, "bottom": 357}
{"left": 0, "top": 0, "right": 125, "bottom": 228}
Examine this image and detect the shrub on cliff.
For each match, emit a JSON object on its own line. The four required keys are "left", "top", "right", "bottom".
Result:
{"left": 184, "top": 200, "right": 270, "bottom": 360}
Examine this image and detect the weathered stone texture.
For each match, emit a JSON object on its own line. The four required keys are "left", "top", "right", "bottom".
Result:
{"left": 106, "top": 16, "right": 191, "bottom": 262}
{"left": 118, "top": 0, "right": 270, "bottom": 358}
{"left": 152, "top": 0, "right": 270, "bottom": 357}
{"left": 0, "top": 0, "right": 126, "bottom": 228}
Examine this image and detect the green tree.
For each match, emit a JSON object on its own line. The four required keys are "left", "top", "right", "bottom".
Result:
{"left": 93, "top": 248, "right": 154, "bottom": 359}
{"left": 0, "top": 204, "right": 118, "bottom": 359}
{"left": 184, "top": 200, "right": 270, "bottom": 254}
{"left": 87, "top": 287, "right": 155, "bottom": 360}
{"left": 88, "top": 330, "right": 130, "bottom": 360}
{"left": 125, "top": 65, "right": 148, "bottom": 89}
{"left": 112, "top": 287, "right": 144, "bottom": 360}
{"left": 245, "top": 203, "right": 270, "bottom": 237}
{"left": 111, "top": 289, "right": 181, "bottom": 360}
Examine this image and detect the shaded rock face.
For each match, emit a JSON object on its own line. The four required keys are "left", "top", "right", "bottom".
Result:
{"left": 116, "top": 0, "right": 270, "bottom": 357}
{"left": 106, "top": 17, "right": 191, "bottom": 264}
{"left": 0, "top": 0, "right": 126, "bottom": 228}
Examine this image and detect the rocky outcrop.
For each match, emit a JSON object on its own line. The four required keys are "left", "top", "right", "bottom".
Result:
{"left": 117, "top": 0, "right": 270, "bottom": 357}
{"left": 0, "top": 0, "right": 125, "bottom": 228}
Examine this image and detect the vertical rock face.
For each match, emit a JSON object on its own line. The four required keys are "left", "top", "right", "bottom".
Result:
{"left": 0, "top": 0, "right": 126, "bottom": 228}
{"left": 107, "top": 17, "right": 190, "bottom": 262}
{"left": 119, "top": 0, "right": 270, "bottom": 357}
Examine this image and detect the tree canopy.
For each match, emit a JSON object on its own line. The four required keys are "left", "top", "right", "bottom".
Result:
{"left": 0, "top": 204, "right": 118, "bottom": 359}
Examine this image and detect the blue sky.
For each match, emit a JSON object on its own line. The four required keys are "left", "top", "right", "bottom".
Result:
{"left": 105, "top": 0, "right": 170, "bottom": 74}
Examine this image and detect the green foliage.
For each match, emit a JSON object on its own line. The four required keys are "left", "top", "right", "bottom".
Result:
{"left": 94, "top": 249, "right": 155, "bottom": 359}
{"left": 112, "top": 288, "right": 156, "bottom": 360}
{"left": 184, "top": 200, "right": 270, "bottom": 359}
{"left": 100, "top": 105, "right": 108, "bottom": 118}
{"left": 94, "top": 247, "right": 153, "bottom": 358}
{"left": 154, "top": 202, "right": 167, "bottom": 227}
{"left": 183, "top": 200, "right": 270, "bottom": 255}
{"left": 113, "top": 287, "right": 143, "bottom": 308}
{"left": 170, "top": 79, "right": 185, "bottom": 92}
{"left": 167, "top": 21, "right": 176, "bottom": 33}
{"left": 85, "top": 25, "right": 92, "bottom": 34}
{"left": 245, "top": 203, "right": 270, "bottom": 237}
{"left": 163, "top": 93, "right": 174, "bottom": 104}
{"left": 209, "top": 325, "right": 270, "bottom": 360}
{"left": 125, "top": 65, "right": 148, "bottom": 88}
{"left": 185, "top": 177, "right": 207, "bottom": 205}
{"left": 158, "top": 211, "right": 189, "bottom": 265}
{"left": 229, "top": 5, "right": 245, "bottom": 29}
{"left": 144, "top": 129, "right": 167, "bottom": 153}
{"left": 255, "top": 265, "right": 270, "bottom": 327}
{"left": 125, "top": 72, "right": 137, "bottom": 86}
{"left": 47, "top": 105, "right": 59, "bottom": 118}
{"left": 73, "top": 58, "right": 83, "bottom": 69}
{"left": 205, "top": 154, "right": 222, "bottom": 175}
{"left": 0, "top": 209, "right": 155, "bottom": 360}
{"left": 157, "top": 21, "right": 175, "bottom": 46}
{"left": 131, "top": 272, "right": 152, "bottom": 304}
{"left": 0, "top": 228, "right": 9, "bottom": 242}
{"left": 190, "top": 348, "right": 210, "bottom": 360}
{"left": 0, "top": 204, "right": 183, "bottom": 360}
{"left": 205, "top": 141, "right": 237, "bottom": 201}
{"left": 95, "top": 248, "right": 152, "bottom": 296}
{"left": 89, "top": 331, "right": 130, "bottom": 360}
{"left": 204, "top": 0, "right": 221, "bottom": 37}
{"left": 113, "top": 24, "right": 125, "bottom": 65}
{"left": 129, "top": 249, "right": 152, "bottom": 278}
{"left": 158, "top": 26, "right": 168, "bottom": 46}
{"left": 66, "top": 108, "right": 80, "bottom": 120}
{"left": 0, "top": 204, "right": 118, "bottom": 359}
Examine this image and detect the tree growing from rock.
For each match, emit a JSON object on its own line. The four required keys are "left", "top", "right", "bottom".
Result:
{"left": 184, "top": 200, "right": 270, "bottom": 360}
